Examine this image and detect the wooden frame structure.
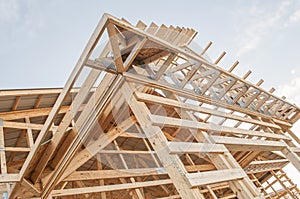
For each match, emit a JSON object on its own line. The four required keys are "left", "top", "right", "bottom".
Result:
{"left": 1, "top": 13, "right": 300, "bottom": 198}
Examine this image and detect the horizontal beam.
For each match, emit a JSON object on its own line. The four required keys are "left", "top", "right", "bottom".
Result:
{"left": 0, "top": 106, "right": 69, "bottom": 121}
{"left": 64, "top": 168, "right": 167, "bottom": 181}
{"left": 3, "top": 121, "right": 60, "bottom": 132}
{"left": 244, "top": 158, "right": 289, "bottom": 174}
{"left": 167, "top": 141, "right": 227, "bottom": 154}
{"left": 0, "top": 88, "right": 82, "bottom": 97}
{"left": 249, "top": 159, "right": 289, "bottom": 165}
{"left": 51, "top": 179, "right": 172, "bottom": 197}
{"left": 4, "top": 147, "right": 30, "bottom": 152}
{"left": 150, "top": 115, "right": 290, "bottom": 140}
{"left": 97, "top": 150, "right": 155, "bottom": 154}
{"left": 85, "top": 59, "right": 118, "bottom": 74}
{"left": 210, "top": 135, "right": 287, "bottom": 151}
{"left": 186, "top": 168, "right": 246, "bottom": 187}
{"left": 0, "top": 173, "right": 20, "bottom": 182}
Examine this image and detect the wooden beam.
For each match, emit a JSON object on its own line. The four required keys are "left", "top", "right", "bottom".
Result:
{"left": 167, "top": 141, "right": 227, "bottom": 154}
{"left": 25, "top": 116, "right": 34, "bottom": 148}
{"left": 2, "top": 121, "right": 58, "bottom": 132}
{"left": 210, "top": 135, "right": 287, "bottom": 151}
{"left": 186, "top": 168, "right": 246, "bottom": 187}
{"left": 123, "top": 37, "right": 147, "bottom": 71}
{"left": 4, "top": 147, "right": 30, "bottom": 152}
{"left": 0, "top": 106, "right": 69, "bottom": 121}
{"left": 282, "top": 147, "right": 300, "bottom": 172}
{"left": 155, "top": 53, "right": 177, "bottom": 80}
{"left": 51, "top": 179, "right": 172, "bottom": 197}
{"left": 12, "top": 96, "right": 21, "bottom": 111}
{"left": 107, "top": 22, "right": 124, "bottom": 72}
{"left": 0, "top": 121, "right": 7, "bottom": 175}
{"left": 34, "top": 95, "right": 43, "bottom": 109}
{"left": 185, "top": 164, "right": 215, "bottom": 172}
{"left": 228, "top": 61, "right": 239, "bottom": 72}
{"left": 150, "top": 115, "right": 289, "bottom": 140}
{"left": 0, "top": 174, "right": 20, "bottom": 183}
{"left": 0, "top": 88, "right": 83, "bottom": 97}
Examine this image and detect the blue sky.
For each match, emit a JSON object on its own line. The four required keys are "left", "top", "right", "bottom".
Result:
{"left": 1, "top": 0, "right": 300, "bottom": 190}
{"left": 1, "top": 0, "right": 300, "bottom": 103}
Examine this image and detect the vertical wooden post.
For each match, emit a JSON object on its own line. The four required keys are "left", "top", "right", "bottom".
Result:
{"left": 25, "top": 116, "right": 34, "bottom": 148}
{"left": 0, "top": 118, "right": 7, "bottom": 175}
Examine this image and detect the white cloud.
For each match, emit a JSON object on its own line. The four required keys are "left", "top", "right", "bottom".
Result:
{"left": 289, "top": 9, "right": 300, "bottom": 23}
{"left": 234, "top": 0, "right": 294, "bottom": 56}
{"left": 277, "top": 76, "right": 300, "bottom": 105}
{"left": 0, "top": 0, "right": 19, "bottom": 23}
{"left": 0, "top": 0, "right": 46, "bottom": 38}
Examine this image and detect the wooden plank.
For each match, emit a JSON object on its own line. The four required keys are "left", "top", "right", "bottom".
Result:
{"left": 228, "top": 61, "right": 239, "bottom": 72}
{"left": 34, "top": 95, "right": 43, "bottom": 109}
{"left": 0, "top": 106, "right": 70, "bottom": 121}
{"left": 2, "top": 121, "right": 59, "bottom": 132}
{"left": 0, "top": 88, "right": 79, "bottom": 97}
{"left": 167, "top": 141, "right": 227, "bottom": 154}
{"left": 5, "top": 147, "right": 30, "bottom": 152}
{"left": 123, "top": 37, "right": 147, "bottom": 71}
{"left": 96, "top": 154, "right": 106, "bottom": 199}
{"left": 186, "top": 168, "right": 246, "bottom": 187}
{"left": 286, "top": 129, "right": 300, "bottom": 145}
{"left": 168, "top": 61, "right": 193, "bottom": 73}
{"left": 107, "top": 22, "right": 124, "bottom": 72}
{"left": 85, "top": 58, "right": 118, "bottom": 73}
{"left": 25, "top": 116, "right": 34, "bottom": 148}
{"left": 150, "top": 115, "right": 289, "bottom": 140}
{"left": 214, "top": 51, "right": 226, "bottom": 64}
{"left": 136, "top": 20, "right": 147, "bottom": 30}
{"left": 282, "top": 147, "right": 300, "bottom": 172}
{"left": 185, "top": 164, "right": 215, "bottom": 172}
{"left": 63, "top": 168, "right": 166, "bottom": 181}
{"left": 50, "top": 129, "right": 77, "bottom": 169}
{"left": 210, "top": 135, "right": 287, "bottom": 151}
{"left": 0, "top": 122, "right": 7, "bottom": 175}
{"left": 179, "top": 62, "right": 202, "bottom": 88}
{"left": 0, "top": 174, "right": 19, "bottom": 182}
{"left": 12, "top": 96, "right": 21, "bottom": 111}
{"left": 146, "top": 22, "right": 159, "bottom": 34}
{"left": 21, "top": 178, "right": 41, "bottom": 196}
{"left": 155, "top": 54, "right": 177, "bottom": 80}
{"left": 51, "top": 179, "right": 172, "bottom": 197}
